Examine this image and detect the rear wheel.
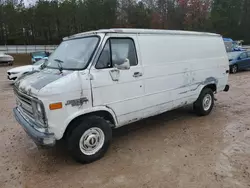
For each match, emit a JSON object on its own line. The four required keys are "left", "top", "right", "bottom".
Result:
{"left": 67, "top": 116, "right": 112, "bottom": 164}
{"left": 231, "top": 65, "right": 238, "bottom": 74}
{"left": 193, "top": 88, "right": 214, "bottom": 116}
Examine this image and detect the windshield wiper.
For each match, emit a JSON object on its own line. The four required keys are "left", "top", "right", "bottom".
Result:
{"left": 54, "top": 59, "right": 64, "bottom": 73}
{"left": 54, "top": 58, "right": 64, "bottom": 63}
{"left": 40, "top": 58, "right": 48, "bottom": 70}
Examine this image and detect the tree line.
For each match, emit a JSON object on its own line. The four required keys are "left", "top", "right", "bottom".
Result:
{"left": 0, "top": 0, "right": 250, "bottom": 45}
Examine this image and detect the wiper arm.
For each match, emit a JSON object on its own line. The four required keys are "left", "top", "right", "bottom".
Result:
{"left": 54, "top": 58, "right": 64, "bottom": 63}
{"left": 40, "top": 58, "right": 48, "bottom": 70}
{"left": 54, "top": 59, "right": 64, "bottom": 73}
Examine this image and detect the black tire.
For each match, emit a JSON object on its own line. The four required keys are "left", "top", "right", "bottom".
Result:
{"left": 193, "top": 88, "right": 214, "bottom": 116}
{"left": 231, "top": 64, "right": 238, "bottom": 74}
{"left": 67, "top": 116, "right": 112, "bottom": 164}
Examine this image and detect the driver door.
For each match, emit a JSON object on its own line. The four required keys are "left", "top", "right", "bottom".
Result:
{"left": 90, "top": 35, "right": 144, "bottom": 126}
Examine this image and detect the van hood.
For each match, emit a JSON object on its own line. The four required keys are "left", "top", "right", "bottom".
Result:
{"left": 14, "top": 69, "right": 73, "bottom": 96}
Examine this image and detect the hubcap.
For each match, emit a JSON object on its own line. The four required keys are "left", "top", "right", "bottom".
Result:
{"left": 203, "top": 94, "right": 212, "bottom": 111}
{"left": 232, "top": 66, "right": 237, "bottom": 73}
{"left": 79, "top": 127, "right": 105, "bottom": 155}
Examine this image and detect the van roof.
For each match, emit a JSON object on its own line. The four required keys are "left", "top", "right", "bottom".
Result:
{"left": 65, "top": 28, "right": 220, "bottom": 40}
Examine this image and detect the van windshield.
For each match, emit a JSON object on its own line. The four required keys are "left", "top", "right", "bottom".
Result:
{"left": 46, "top": 36, "right": 99, "bottom": 70}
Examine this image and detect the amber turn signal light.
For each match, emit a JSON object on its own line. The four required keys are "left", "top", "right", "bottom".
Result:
{"left": 49, "top": 102, "right": 62, "bottom": 110}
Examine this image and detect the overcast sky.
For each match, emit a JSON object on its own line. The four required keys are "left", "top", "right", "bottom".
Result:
{"left": 23, "top": 0, "right": 35, "bottom": 7}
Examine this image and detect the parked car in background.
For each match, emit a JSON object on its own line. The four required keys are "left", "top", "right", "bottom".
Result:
{"left": 228, "top": 51, "right": 250, "bottom": 73}
{"left": 31, "top": 51, "right": 50, "bottom": 64}
{"left": 223, "top": 38, "right": 245, "bottom": 52}
{"left": 0, "top": 52, "right": 14, "bottom": 65}
{"left": 7, "top": 58, "right": 46, "bottom": 81}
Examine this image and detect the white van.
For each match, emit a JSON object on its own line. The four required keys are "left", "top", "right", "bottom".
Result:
{"left": 13, "top": 29, "right": 229, "bottom": 163}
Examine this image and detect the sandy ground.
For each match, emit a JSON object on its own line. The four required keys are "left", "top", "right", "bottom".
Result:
{"left": 0, "top": 65, "right": 250, "bottom": 188}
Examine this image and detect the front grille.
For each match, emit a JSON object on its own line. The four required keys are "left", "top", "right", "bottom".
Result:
{"left": 14, "top": 87, "right": 34, "bottom": 119}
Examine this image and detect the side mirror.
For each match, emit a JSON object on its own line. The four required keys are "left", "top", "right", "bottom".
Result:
{"left": 114, "top": 58, "right": 130, "bottom": 70}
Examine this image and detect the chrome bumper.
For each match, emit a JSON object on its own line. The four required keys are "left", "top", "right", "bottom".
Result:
{"left": 13, "top": 107, "right": 56, "bottom": 147}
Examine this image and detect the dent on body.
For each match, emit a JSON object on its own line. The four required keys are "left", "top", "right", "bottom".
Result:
{"left": 179, "top": 76, "right": 218, "bottom": 94}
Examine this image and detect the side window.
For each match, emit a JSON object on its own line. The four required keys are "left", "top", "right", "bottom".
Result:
{"left": 110, "top": 38, "right": 137, "bottom": 66}
{"left": 247, "top": 51, "right": 250, "bottom": 58}
{"left": 240, "top": 52, "right": 247, "bottom": 59}
{"left": 96, "top": 38, "right": 137, "bottom": 69}
{"left": 96, "top": 41, "right": 111, "bottom": 69}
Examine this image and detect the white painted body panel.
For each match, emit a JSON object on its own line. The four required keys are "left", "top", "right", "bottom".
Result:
{"left": 38, "top": 70, "right": 93, "bottom": 139}
{"left": 136, "top": 34, "right": 228, "bottom": 122}
{"left": 90, "top": 32, "right": 228, "bottom": 127}
{"left": 13, "top": 29, "right": 229, "bottom": 140}
{"left": 90, "top": 34, "right": 145, "bottom": 126}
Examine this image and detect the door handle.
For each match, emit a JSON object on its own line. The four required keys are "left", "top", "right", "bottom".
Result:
{"left": 133, "top": 72, "right": 143, "bottom": 78}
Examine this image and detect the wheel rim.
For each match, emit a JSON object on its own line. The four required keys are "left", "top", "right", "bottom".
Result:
{"left": 79, "top": 127, "right": 105, "bottom": 155}
{"left": 232, "top": 65, "right": 237, "bottom": 73}
{"left": 203, "top": 94, "right": 212, "bottom": 111}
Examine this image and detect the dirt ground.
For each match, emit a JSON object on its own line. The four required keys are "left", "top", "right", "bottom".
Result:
{"left": 0, "top": 65, "right": 250, "bottom": 188}
{"left": 9, "top": 54, "right": 31, "bottom": 66}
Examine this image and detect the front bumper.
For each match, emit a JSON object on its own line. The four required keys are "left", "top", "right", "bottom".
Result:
{"left": 7, "top": 74, "right": 17, "bottom": 80}
{"left": 13, "top": 107, "right": 56, "bottom": 147}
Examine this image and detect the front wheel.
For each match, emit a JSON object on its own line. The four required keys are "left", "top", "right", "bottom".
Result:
{"left": 193, "top": 88, "right": 214, "bottom": 116}
{"left": 67, "top": 116, "right": 112, "bottom": 164}
{"left": 231, "top": 65, "right": 238, "bottom": 74}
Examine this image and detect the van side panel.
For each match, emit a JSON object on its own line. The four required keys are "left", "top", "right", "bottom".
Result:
{"left": 137, "top": 34, "right": 228, "bottom": 117}
{"left": 90, "top": 34, "right": 146, "bottom": 127}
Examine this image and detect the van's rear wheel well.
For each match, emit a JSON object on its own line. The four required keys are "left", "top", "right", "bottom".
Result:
{"left": 194, "top": 87, "right": 214, "bottom": 116}
{"left": 203, "top": 84, "right": 217, "bottom": 93}
{"left": 63, "top": 111, "right": 115, "bottom": 139}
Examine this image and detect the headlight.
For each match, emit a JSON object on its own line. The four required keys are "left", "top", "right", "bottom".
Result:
{"left": 32, "top": 100, "right": 47, "bottom": 127}
{"left": 37, "top": 103, "right": 42, "bottom": 114}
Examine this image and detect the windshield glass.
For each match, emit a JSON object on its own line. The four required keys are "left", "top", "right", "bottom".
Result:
{"left": 224, "top": 41, "right": 233, "bottom": 52}
{"left": 232, "top": 42, "right": 238, "bottom": 49}
{"left": 46, "top": 36, "right": 99, "bottom": 70}
{"left": 227, "top": 52, "right": 241, "bottom": 60}
{"left": 32, "top": 52, "right": 46, "bottom": 57}
{"left": 34, "top": 59, "right": 45, "bottom": 65}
